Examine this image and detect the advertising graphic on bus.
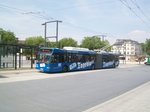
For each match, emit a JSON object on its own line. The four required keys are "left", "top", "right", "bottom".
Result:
{"left": 36, "top": 47, "right": 119, "bottom": 73}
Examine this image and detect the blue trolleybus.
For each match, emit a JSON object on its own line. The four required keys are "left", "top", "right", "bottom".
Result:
{"left": 36, "top": 47, "right": 119, "bottom": 73}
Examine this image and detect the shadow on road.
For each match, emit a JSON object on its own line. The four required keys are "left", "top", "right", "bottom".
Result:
{"left": 0, "top": 75, "right": 7, "bottom": 78}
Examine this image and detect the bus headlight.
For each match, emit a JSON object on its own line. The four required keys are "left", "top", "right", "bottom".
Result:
{"left": 47, "top": 67, "right": 50, "bottom": 69}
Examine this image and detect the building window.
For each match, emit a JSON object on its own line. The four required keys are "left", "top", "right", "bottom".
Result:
{"left": 131, "top": 52, "right": 134, "bottom": 55}
{"left": 131, "top": 47, "right": 134, "bottom": 50}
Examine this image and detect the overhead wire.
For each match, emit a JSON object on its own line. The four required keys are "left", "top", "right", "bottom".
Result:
{"left": 0, "top": 3, "right": 100, "bottom": 35}
{"left": 63, "top": 21, "right": 102, "bottom": 35}
{"left": 130, "top": 0, "right": 150, "bottom": 23}
{"left": 0, "top": 3, "right": 53, "bottom": 20}
{"left": 119, "top": 0, "right": 150, "bottom": 29}
{"left": 54, "top": 0, "right": 114, "bottom": 12}
{"left": 0, "top": 2, "right": 116, "bottom": 39}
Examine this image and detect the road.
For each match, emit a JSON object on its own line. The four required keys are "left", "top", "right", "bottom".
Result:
{"left": 0, "top": 65, "right": 150, "bottom": 112}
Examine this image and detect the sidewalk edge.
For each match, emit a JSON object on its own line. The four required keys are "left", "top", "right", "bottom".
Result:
{"left": 83, "top": 81, "right": 150, "bottom": 112}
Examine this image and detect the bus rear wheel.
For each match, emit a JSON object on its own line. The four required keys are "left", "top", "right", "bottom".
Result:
{"left": 91, "top": 65, "right": 95, "bottom": 70}
{"left": 113, "top": 63, "right": 116, "bottom": 68}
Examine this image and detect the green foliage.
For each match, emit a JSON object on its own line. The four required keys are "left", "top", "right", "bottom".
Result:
{"left": 0, "top": 28, "right": 16, "bottom": 43}
{"left": 47, "top": 42, "right": 57, "bottom": 48}
{"left": 80, "top": 36, "right": 110, "bottom": 50}
{"left": 145, "top": 39, "right": 150, "bottom": 55}
{"left": 59, "top": 37, "right": 77, "bottom": 48}
{"left": 25, "top": 36, "right": 45, "bottom": 56}
{"left": 25, "top": 36, "right": 45, "bottom": 46}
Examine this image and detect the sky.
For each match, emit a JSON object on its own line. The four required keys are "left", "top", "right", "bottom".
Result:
{"left": 0, "top": 0, "right": 150, "bottom": 44}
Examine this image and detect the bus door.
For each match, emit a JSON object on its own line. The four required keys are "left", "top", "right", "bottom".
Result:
{"left": 95, "top": 54, "right": 103, "bottom": 69}
{"left": 50, "top": 54, "right": 62, "bottom": 72}
{"left": 66, "top": 53, "right": 78, "bottom": 71}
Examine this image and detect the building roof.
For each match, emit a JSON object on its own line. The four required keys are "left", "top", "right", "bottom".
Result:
{"left": 113, "top": 39, "right": 140, "bottom": 46}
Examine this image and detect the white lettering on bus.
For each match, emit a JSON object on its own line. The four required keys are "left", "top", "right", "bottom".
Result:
{"left": 77, "top": 61, "right": 94, "bottom": 69}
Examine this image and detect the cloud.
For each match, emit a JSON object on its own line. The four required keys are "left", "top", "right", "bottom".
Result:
{"left": 126, "top": 30, "right": 150, "bottom": 43}
{"left": 0, "top": 8, "right": 45, "bottom": 39}
{"left": 106, "top": 30, "right": 150, "bottom": 45}
{"left": 75, "top": 0, "right": 91, "bottom": 13}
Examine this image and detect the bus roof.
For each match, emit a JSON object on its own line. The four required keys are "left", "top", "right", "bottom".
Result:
{"left": 97, "top": 51, "right": 119, "bottom": 55}
{"left": 40, "top": 47, "right": 96, "bottom": 54}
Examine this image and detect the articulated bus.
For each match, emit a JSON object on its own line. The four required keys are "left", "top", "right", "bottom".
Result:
{"left": 36, "top": 47, "right": 119, "bottom": 73}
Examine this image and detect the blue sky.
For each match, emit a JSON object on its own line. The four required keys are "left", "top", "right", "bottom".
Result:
{"left": 0, "top": 0, "right": 150, "bottom": 44}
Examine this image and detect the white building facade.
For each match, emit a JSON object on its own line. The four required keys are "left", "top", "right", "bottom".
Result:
{"left": 111, "top": 39, "right": 142, "bottom": 61}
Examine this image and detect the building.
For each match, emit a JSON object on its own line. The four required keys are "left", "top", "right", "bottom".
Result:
{"left": 111, "top": 39, "right": 143, "bottom": 61}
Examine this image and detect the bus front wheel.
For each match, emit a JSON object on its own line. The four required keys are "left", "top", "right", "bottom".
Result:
{"left": 63, "top": 66, "right": 68, "bottom": 72}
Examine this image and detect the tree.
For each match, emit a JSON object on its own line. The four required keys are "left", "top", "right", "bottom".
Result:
{"left": 25, "top": 36, "right": 45, "bottom": 46}
{"left": 80, "top": 36, "right": 110, "bottom": 50}
{"left": 25, "top": 36, "right": 45, "bottom": 56}
{"left": 47, "top": 42, "right": 57, "bottom": 48}
{"left": 145, "top": 39, "right": 150, "bottom": 55}
{"left": 0, "top": 28, "right": 16, "bottom": 43}
{"left": 102, "top": 40, "right": 111, "bottom": 51}
{"left": 59, "top": 38, "right": 77, "bottom": 48}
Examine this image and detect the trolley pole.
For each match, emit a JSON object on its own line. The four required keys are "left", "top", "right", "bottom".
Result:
{"left": 42, "top": 20, "right": 62, "bottom": 47}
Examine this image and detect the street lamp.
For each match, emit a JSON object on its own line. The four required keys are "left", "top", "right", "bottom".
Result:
{"left": 123, "top": 43, "right": 126, "bottom": 64}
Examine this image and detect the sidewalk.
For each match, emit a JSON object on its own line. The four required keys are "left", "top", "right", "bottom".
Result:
{"left": 84, "top": 81, "right": 150, "bottom": 112}
{"left": 120, "top": 61, "right": 144, "bottom": 65}
{"left": 0, "top": 68, "right": 38, "bottom": 75}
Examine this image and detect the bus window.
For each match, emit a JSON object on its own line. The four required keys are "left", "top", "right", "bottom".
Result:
{"left": 81, "top": 55, "right": 86, "bottom": 62}
{"left": 109, "top": 54, "right": 115, "bottom": 61}
{"left": 102, "top": 55, "right": 108, "bottom": 62}
{"left": 51, "top": 54, "right": 60, "bottom": 63}
{"left": 63, "top": 53, "right": 67, "bottom": 62}
{"left": 76, "top": 54, "right": 82, "bottom": 62}
{"left": 90, "top": 54, "right": 96, "bottom": 61}
{"left": 54, "top": 53, "right": 64, "bottom": 63}
{"left": 71, "top": 53, "right": 77, "bottom": 62}
{"left": 67, "top": 53, "right": 72, "bottom": 62}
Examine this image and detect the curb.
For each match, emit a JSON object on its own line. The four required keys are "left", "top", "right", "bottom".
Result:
{"left": 0, "top": 69, "right": 38, "bottom": 75}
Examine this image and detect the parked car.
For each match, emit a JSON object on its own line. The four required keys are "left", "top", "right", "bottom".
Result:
{"left": 144, "top": 57, "right": 150, "bottom": 65}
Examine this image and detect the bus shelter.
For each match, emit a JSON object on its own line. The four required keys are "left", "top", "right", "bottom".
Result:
{"left": 0, "top": 43, "right": 38, "bottom": 70}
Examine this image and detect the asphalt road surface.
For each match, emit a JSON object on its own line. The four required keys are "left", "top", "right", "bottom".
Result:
{"left": 0, "top": 65, "right": 150, "bottom": 112}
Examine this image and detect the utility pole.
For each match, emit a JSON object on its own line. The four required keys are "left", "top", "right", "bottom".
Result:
{"left": 42, "top": 20, "right": 62, "bottom": 47}
{"left": 94, "top": 35, "right": 107, "bottom": 41}
{"left": 99, "top": 35, "right": 106, "bottom": 41}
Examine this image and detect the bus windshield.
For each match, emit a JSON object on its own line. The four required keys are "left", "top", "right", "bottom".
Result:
{"left": 38, "top": 54, "right": 53, "bottom": 63}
